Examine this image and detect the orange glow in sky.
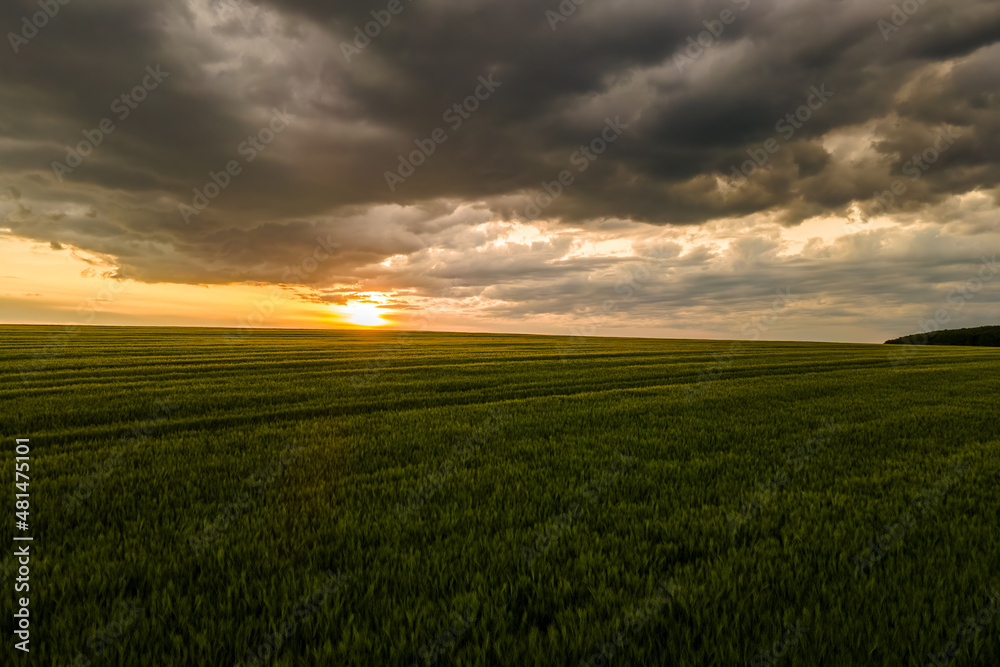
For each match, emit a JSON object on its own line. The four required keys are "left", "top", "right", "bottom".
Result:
{"left": 0, "top": 235, "right": 396, "bottom": 330}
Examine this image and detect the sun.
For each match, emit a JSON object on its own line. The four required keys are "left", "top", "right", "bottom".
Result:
{"left": 337, "top": 296, "right": 391, "bottom": 327}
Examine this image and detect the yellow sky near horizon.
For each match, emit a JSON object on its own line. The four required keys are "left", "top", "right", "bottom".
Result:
{"left": 0, "top": 235, "right": 391, "bottom": 330}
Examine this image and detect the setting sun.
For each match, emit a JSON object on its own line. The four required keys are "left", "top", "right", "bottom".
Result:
{"left": 337, "top": 297, "right": 391, "bottom": 327}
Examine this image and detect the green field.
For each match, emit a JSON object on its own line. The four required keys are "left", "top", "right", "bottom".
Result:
{"left": 2, "top": 325, "right": 1000, "bottom": 666}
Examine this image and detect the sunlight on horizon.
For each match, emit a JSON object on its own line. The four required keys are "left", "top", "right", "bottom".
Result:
{"left": 334, "top": 295, "right": 392, "bottom": 327}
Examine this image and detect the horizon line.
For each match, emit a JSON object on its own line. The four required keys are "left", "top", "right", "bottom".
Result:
{"left": 0, "top": 321, "right": 892, "bottom": 346}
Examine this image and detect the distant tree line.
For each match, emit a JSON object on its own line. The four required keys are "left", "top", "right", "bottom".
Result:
{"left": 885, "top": 325, "right": 1000, "bottom": 347}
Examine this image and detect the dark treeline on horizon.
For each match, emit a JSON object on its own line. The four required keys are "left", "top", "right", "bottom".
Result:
{"left": 885, "top": 325, "right": 1000, "bottom": 347}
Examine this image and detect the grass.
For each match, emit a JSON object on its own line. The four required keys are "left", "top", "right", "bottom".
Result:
{"left": 2, "top": 324, "right": 1000, "bottom": 666}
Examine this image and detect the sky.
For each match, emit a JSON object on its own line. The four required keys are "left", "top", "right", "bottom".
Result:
{"left": 2, "top": 0, "right": 999, "bottom": 342}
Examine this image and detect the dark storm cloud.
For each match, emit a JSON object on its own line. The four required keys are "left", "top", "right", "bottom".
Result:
{"left": 1, "top": 0, "right": 999, "bottom": 298}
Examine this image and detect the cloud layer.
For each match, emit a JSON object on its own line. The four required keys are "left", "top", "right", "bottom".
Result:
{"left": 2, "top": 0, "right": 999, "bottom": 339}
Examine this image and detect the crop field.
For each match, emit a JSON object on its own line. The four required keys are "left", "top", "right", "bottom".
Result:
{"left": 2, "top": 324, "right": 999, "bottom": 666}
